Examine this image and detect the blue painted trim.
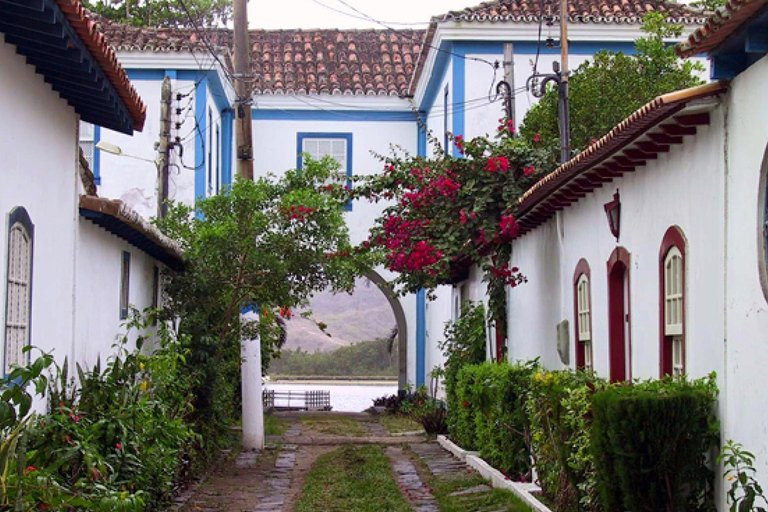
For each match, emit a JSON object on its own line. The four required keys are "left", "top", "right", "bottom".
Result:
{"left": 241, "top": 303, "right": 259, "bottom": 314}
{"left": 164, "top": 69, "right": 177, "bottom": 80}
{"left": 420, "top": 40, "right": 453, "bottom": 115}
{"left": 416, "top": 289, "right": 426, "bottom": 387}
{"left": 93, "top": 125, "right": 101, "bottom": 185}
{"left": 417, "top": 121, "right": 427, "bottom": 158}
{"left": 194, "top": 76, "right": 208, "bottom": 208}
{"left": 253, "top": 110, "right": 416, "bottom": 122}
{"left": 221, "top": 109, "right": 233, "bottom": 187}
{"left": 126, "top": 69, "right": 166, "bottom": 81}
{"left": 451, "top": 52, "right": 465, "bottom": 157}
{"left": 297, "top": 132, "right": 354, "bottom": 211}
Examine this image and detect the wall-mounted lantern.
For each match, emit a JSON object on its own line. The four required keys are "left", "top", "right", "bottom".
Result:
{"left": 604, "top": 190, "right": 621, "bottom": 242}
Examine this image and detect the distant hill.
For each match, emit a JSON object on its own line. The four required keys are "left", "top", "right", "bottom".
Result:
{"left": 283, "top": 278, "right": 397, "bottom": 353}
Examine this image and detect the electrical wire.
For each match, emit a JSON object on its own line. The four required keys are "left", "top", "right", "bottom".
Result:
{"left": 306, "top": 0, "right": 429, "bottom": 26}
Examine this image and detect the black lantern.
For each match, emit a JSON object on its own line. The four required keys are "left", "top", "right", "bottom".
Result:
{"left": 604, "top": 190, "right": 621, "bottom": 241}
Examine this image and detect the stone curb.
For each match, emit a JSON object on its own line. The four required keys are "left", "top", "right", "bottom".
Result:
{"left": 437, "top": 436, "right": 553, "bottom": 512}
{"left": 390, "top": 429, "right": 426, "bottom": 437}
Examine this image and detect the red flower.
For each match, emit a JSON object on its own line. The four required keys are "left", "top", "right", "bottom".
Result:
{"left": 523, "top": 166, "right": 536, "bottom": 177}
{"left": 454, "top": 135, "right": 465, "bottom": 155}
{"left": 26, "top": 466, "right": 36, "bottom": 472}
{"left": 533, "top": 133, "right": 541, "bottom": 143}
{"left": 115, "top": 443, "right": 122, "bottom": 450}
{"left": 462, "top": 401, "right": 469, "bottom": 407}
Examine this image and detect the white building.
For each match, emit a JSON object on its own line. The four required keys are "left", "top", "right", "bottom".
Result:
{"left": 0, "top": 0, "right": 182, "bottom": 382}
{"left": 90, "top": 0, "right": 706, "bottom": 390}
{"left": 488, "top": 0, "right": 768, "bottom": 506}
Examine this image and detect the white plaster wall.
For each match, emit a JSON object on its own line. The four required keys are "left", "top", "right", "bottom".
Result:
{"left": 98, "top": 76, "right": 199, "bottom": 219}
{"left": 252, "top": 118, "right": 417, "bottom": 245}
{"left": 722, "top": 54, "right": 768, "bottom": 505}
{"left": 509, "top": 109, "right": 726, "bottom": 381}
{"left": 74, "top": 220, "right": 161, "bottom": 368}
{"left": 425, "top": 285, "right": 452, "bottom": 388}
{"left": 204, "top": 88, "right": 224, "bottom": 197}
{"left": 0, "top": 35, "right": 79, "bottom": 372}
{"left": 425, "top": 60, "right": 453, "bottom": 156}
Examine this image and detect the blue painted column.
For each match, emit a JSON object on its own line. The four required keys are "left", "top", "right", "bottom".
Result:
{"left": 194, "top": 75, "right": 209, "bottom": 207}
{"left": 415, "top": 122, "right": 428, "bottom": 387}
{"left": 221, "top": 108, "right": 234, "bottom": 187}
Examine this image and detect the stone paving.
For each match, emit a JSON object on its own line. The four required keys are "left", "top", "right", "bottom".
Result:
{"left": 176, "top": 412, "right": 515, "bottom": 512}
{"left": 386, "top": 446, "right": 440, "bottom": 512}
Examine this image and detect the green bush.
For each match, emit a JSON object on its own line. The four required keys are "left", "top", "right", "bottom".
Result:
{"left": 526, "top": 369, "right": 608, "bottom": 512}
{"left": 591, "top": 375, "right": 718, "bottom": 512}
{"left": 466, "top": 361, "right": 537, "bottom": 480}
{"left": 452, "top": 365, "right": 482, "bottom": 450}
{"left": 440, "top": 302, "right": 486, "bottom": 447}
{"left": 16, "top": 313, "right": 196, "bottom": 511}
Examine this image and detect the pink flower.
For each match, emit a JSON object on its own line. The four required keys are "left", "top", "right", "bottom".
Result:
{"left": 454, "top": 135, "right": 465, "bottom": 155}
{"left": 523, "top": 166, "right": 535, "bottom": 177}
{"left": 533, "top": 133, "right": 541, "bottom": 143}
{"left": 116, "top": 443, "right": 122, "bottom": 450}
{"left": 459, "top": 209, "right": 468, "bottom": 225}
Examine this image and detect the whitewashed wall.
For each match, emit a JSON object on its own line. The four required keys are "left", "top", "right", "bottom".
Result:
{"left": 508, "top": 107, "right": 726, "bottom": 382}
{"left": 0, "top": 35, "right": 79, "bottom": 372}
{"left": 425, "top": 60, "right": 454, "bottom": 156}
{"left": 98, "top": 76, "right": 199, "bottom": 220}
{"left": 74, "top": 220, "right": 161, "bottom": 369}
{"left": 723, "top": 54, "right": 768, "bottom": 508}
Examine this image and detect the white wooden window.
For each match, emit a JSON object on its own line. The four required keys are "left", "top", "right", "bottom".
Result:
{"left": 5, "top": 212, "right": 33, "bottom": 374}
{"left": 664, "top": 247, "right": 683, "bottom": 336}
{"left": 302, "top": 138, "right": 348, "bottom": 183}
{"left": 79, "top": 122, "right": 95, "bottom": 170}
{"left": 576, "top": 273, "right": 592, "bottom": 371}
{"left": 664, "top": 246, "right": 684, "bottom": 376}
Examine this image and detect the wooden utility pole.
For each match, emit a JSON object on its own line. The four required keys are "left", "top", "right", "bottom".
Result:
{"left": 233, "top": 0, "right": 254, "bottom": 180}
{"left": 158, "top": 76, "right": 172, "bottom": 219}
{"left": 558, "top": 0, "right": 571, "bottom": 163}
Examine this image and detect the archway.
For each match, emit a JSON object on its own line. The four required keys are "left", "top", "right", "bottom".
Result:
{"left": 607, "top": 247, "right": 632, "bottom": 382}
{"left": 365, "top": 271, "right": 408, "bottom": 391}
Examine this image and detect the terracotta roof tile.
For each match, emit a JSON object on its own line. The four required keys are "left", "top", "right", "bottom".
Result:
{"left": 251, "top": 29, "right": 423, "bottom": 96}
{"left": 96, "top": 18, "right": 423, "bottom": 96}
{"left": 437, "top": 0, "right": 704, "bottom": 24}
{"left": 53, "top": 1, "right": 146, "bottom": 131}
{"left": 676, "top": 0, "right": 768, "bottom": 57}
{"left": 410, "top": 0, "right": 705, "bottom": 94}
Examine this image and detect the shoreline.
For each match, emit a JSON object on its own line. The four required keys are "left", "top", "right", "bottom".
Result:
{"left": 267, "top": 378, "right": 398, "bottom": 386}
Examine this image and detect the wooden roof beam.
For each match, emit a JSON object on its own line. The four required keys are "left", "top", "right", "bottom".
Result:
{"left": 674, "top": 112, "right": 710, "bottom": 127}
{"left": 636, "top": 141, "right": 670, "bottom": 153}
{"left": 625, "top": 148, "right": 657, "bottom": 161}
{"left": 660, "top": 123, "right": 697, "bottom": 136}
{"left": 648, "top": 132, "right": 684, "bottom": 145}
{"left": 613, "top": 156, "right": 643, "bottom": 168}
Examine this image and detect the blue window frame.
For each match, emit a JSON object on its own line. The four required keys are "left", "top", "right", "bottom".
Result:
{"left": 443, "top": 84, "right": 449, "bottom": 151}
{"left": 296, "top": 133, "right": 353, "bottom": 211}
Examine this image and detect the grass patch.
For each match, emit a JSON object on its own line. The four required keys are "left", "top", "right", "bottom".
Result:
{"left": 408, "top": 447, "right": 532, "bottom": 512}
{"left": 300, "top": 416, "right": 367, "bottom": 437}
{"left": 379, "top": 414, "right": 423, "bottom": 434}
{"left": 296, "top": 445, "right": 412, "bottom": 512}
{"left": 264, "top": 414, "right": 288, "bottom": 436}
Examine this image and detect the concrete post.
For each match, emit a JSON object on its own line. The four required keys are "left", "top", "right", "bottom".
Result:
{"left": 241, "top": 312, "right": 264, "bottom": 450}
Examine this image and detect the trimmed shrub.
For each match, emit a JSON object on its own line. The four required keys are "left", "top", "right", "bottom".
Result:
{"left": 440, "top": 302, "right": 486, "bottom": 448}
{"left": 526, "top": 370, "right": 608, "bottom": 512}
{"left": 591, "top": 375, "right": 718, "bottom": 512}
{"left": 452, "top": 365, "right": 483, "bottom": 450}
{"left": 469, "top": 361, "right": 537, "bottom": 480}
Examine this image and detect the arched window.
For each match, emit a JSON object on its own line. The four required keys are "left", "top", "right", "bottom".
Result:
{"left": 573, "top": 259, "right": 593, "bottom": 371}
{"left": 660, "top": 227, "right": 686, "bottom": 378}
{"left": 4, "top": 207, "right": 34, "bottom": 375}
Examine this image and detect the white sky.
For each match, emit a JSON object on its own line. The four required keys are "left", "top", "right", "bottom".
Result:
{"left": 248, "top": 0, "right": 475, "bottom": 30}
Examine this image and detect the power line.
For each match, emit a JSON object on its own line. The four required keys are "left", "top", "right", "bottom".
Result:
{"left": 306, "top": 0, "right": 429, "bottom": 26}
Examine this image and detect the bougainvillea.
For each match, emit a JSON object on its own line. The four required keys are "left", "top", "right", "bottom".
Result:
{"left": 350, "top": 118, "right": 556, "bottom": 307}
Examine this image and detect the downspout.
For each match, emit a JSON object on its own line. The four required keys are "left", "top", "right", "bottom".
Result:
{"left": 71, "top": 119, "right": 80, "bottom": 374}
{"left": 720, "top": 100, "right": 730, "bottom": 512}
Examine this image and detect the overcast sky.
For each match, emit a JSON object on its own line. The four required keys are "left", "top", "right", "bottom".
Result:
{"left": 248, "top": 0, "right": 475, "bottom": 30}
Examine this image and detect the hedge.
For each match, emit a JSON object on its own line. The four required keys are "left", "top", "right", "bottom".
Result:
{"left": 591, "top": 376, "right": 718, "bottom": 512}
{"left": 468, "top": 361, "right": 537, "bottom": 480}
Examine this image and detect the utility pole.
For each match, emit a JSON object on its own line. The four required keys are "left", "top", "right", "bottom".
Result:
{"left": 558, "top": 0, "right": 571, "bottom": 163}
{"left": 503, "top": 43, "right": 515, "bottom": 129}
{"left": 157, "top": 76, "right": 172, "bottom": 219}
{"left": 233, "top": 0, "right": 262, "bottom": 452}
{"left": 233, "top": 0, "right": 254, "bottom": 180}
{"left": 529, "top": 0, "right": 571, "bottom": 164}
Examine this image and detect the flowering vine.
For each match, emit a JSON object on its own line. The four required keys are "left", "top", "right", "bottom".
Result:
{"left": 350, "top": 118, "right": 553, "bottom": 298}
